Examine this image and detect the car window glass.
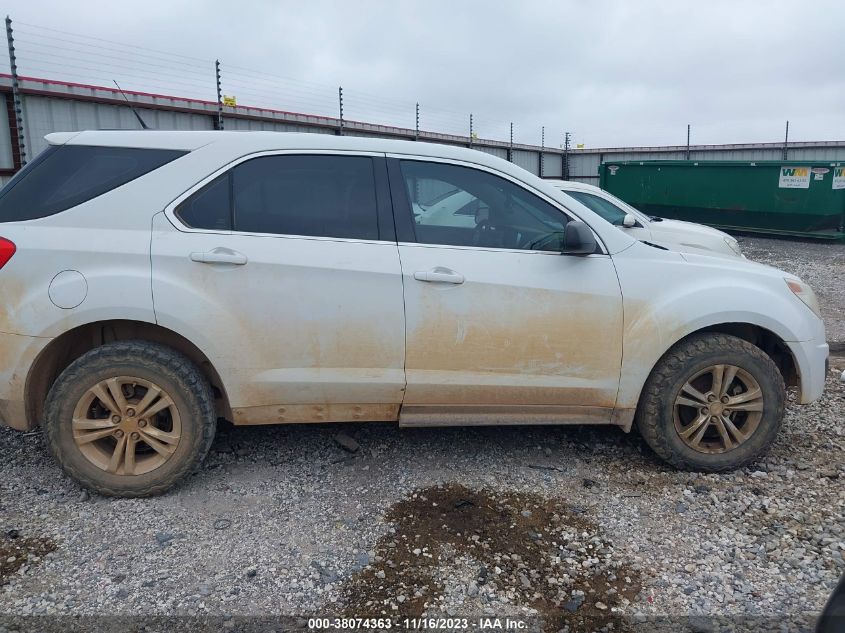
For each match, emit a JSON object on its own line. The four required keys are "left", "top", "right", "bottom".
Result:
{"left": 0, "top": 145, "right": 186, "bottom": 222}
{"left": 232, "top": 155, "right": 379, "bottom": 240}
{"left": 400, "top": 161, "right": 569, "bottom": 251}
{"left": 566, "top": 191, "right": 628, "bottom": 226}
{"left": 175, "top": 174, "right": 231, "bottom": 230}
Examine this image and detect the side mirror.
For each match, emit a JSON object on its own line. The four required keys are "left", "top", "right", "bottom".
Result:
{"left": 561, "top": 221, "right": 598, "bottom": 255}
{"left": 622, "top": 213, "right": 637, "bottom": 228}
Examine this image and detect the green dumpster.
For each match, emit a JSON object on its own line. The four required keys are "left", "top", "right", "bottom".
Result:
{"left": 599, "top": 160, "right": 845, "bottom": 239}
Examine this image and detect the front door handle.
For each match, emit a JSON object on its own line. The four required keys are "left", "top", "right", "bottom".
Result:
{"left": 190, "top": 248, "right": 248, "bottom": 265}
{"left": 413, "top": 268, "right": 465, "bottom": 284}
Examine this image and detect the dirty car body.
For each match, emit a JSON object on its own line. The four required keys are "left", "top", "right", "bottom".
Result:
{"left": 0, "top": 131, "right": 829, "bottom": 496}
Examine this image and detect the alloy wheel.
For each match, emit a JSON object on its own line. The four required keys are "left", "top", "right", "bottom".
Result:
{"left": 673, "top": 364, "right": 764, "bottom": 453}
{"left": 71, "top": 376, "right": 182, "bottom": 475}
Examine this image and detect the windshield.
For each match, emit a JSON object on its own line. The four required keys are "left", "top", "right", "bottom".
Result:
{"left": 564, "top": 189, "right": 649, "bottom": 226}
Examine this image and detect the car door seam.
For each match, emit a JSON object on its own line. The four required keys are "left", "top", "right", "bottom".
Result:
{"left": 382, "top": 154, "right": 409, "bottom": 405}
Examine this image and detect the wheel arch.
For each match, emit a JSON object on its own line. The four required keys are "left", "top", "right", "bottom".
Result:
{"left": 634, "top": 328, "right": 787, "bottom": 471}
{"left": 616, "top": 320, "right": 800, "bottom": 431}
{"left": 25, "top": 319, "right": 232, "bottom": 429}
{"left": 693, "top": 322, "right": 798, "bottom": 389}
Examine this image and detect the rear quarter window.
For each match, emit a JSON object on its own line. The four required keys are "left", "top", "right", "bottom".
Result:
{"left": 0, "top": 145, "right": 187, "bottom": 222}
{"left": 175, "top": 174, "right": 232, "bottom": 231}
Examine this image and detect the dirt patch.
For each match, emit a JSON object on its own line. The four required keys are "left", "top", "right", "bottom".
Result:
{"left": 339, "top": 484, "right": 641, "bottom": 632}
{"left": 0, "top": 530, "right": 56, "bottom": 586}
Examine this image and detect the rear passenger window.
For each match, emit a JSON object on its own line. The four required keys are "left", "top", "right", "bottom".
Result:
{"left": 0, "top": 145, "right": 186, "bottom": 222}
{"left": 232, "top": 155, "right": 379, "bottom": 240}
{"left": 175, "top": 175, "right": 231, "bottom": 231}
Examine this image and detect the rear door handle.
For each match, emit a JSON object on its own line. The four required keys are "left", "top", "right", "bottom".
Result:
{"left": 190, "top": 248, "right": 248, "bottom": 265}
{"left": 413, "top": 268, "right": 464, "bottom": 284}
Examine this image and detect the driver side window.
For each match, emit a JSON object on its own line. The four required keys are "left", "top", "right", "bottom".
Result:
{"left": 399, "top": 160, "right": 569, "bottom": 251}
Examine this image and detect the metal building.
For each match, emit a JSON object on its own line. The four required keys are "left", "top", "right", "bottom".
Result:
{"left": 2, "top": 74, "right": 845, "bottom": 188}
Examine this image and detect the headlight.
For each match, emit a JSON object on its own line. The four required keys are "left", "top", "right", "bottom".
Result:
{"left": 785, "top": 278, "right": 822, "bottom": 318}
{"left": 724, "top": 237, "right": 743, "bottom": 257}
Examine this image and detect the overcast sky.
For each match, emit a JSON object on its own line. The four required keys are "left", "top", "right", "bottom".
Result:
{"left": 4, "top": 0, "right": 844, "bottom": 148}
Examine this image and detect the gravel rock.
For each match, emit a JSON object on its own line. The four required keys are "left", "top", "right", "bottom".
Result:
{"left": 333, "top": 432, "right": 360, "bottom": 453}
{"left": 355, "top": 552, "right": 370, "bottom": 569}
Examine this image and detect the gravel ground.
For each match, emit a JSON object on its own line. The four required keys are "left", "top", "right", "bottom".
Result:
{"left": 1, "top": 235, "right": 843, "bottom": 632}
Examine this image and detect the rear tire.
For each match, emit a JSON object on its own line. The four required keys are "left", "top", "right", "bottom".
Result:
{"left": 44, "top": 340, "right": 216, "bottom": 497}
{"left": 636, "top": 333, "right": 785, "bottom": 472}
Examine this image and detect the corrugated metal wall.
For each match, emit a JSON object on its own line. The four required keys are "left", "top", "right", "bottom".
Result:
{"left": 475, "top": 146, "right": 508, "bottom": 160}
{"left": 2, "top": 76, "right": 844, "bottom": 190}
{"left": 221, "top": 117, "right": 334, "bottom": 134}
{"left": 0, "top": 93, "right": 12, "bottom": 171}
{"left": 541, "top": 153, "right": 562, "bottom": 178}
{"left": 23, "top": 95, "right": 213, "bottom": 156}
{"left": 512, "top": 150, "right": 539, "bottom": 174}
{"left": 568, "top": 153, "right": 602, "bottom": 183}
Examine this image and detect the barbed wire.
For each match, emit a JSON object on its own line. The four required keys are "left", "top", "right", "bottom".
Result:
{"left": 5, "top": 19, "right": 570, "bottom": 147}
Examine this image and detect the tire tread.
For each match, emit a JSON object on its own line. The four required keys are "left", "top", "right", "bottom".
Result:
{"left": 43, "top": 340, "right": 216, "bottom": 497}
{"left": 636, "top": 333, "right": 785, "bottom": 472}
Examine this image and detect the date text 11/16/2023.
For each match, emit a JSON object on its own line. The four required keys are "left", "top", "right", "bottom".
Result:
{"left": 308, "top": 617, "right": 530, "bottom": 630}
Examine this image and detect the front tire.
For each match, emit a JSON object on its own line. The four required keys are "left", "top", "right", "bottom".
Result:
{"left": 637, "top": 333, "right": 786, "bottom": 472}
{"left": 44, "top": 341, "right": 216, "bottom": 497}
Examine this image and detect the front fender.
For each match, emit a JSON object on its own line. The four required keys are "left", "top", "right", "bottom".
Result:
{"left": 612, "top": 244, "right": 822, "bottom": 411}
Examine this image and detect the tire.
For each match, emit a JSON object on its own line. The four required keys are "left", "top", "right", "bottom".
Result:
{"left": 636, "top": 333, "right": 786, "bottom": 472}
{"left": 43, "top": 340, "right": 216, "bottom": 497}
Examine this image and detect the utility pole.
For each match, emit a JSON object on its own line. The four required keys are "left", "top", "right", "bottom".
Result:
{"left": 507, "top": 122, "right": 513, "bottom": 162}
{"left": 415, "top": 102, "right": 419, "bottom": 141}
{"left": 562, "top": 132, "right": 571, "bottom": 180}
{"left": 469, "top": 113, "right": 474, "bottom": 148}
{"left": 337, "top": 86, "right": 344, "bottom": 135}
{"left": 686, "top": 124, "right": 690, "bottom": 160}
{"left": 540, "top": 126, "right": 545, "bottom": 177}
{"left": 5, "top": 16, "right": 25, "bottom": 166}
{"left": 214, "top": 60, "right": 224, "bottom": 130}
{"left": 783, "top": 120, "right": 789, "bottom": 160}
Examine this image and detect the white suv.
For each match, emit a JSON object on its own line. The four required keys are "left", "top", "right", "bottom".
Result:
{"left": 0, "top": 131, "right": 828, "bottom": 496}
{"left": 547, "top": 180, "right": 744, "bottom": 258}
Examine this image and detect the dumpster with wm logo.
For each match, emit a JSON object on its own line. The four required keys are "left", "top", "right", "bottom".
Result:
{"left": 599, "top": 160, "right": 845, "bottom": 239}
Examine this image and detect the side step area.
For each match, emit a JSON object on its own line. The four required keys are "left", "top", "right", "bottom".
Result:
{"left": 398, "top": 405, "right": 616, "bottom": 427}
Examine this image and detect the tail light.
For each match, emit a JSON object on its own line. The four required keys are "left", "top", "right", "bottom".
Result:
{"left": 0, "top": 237, "right": 16, "bottom": 269}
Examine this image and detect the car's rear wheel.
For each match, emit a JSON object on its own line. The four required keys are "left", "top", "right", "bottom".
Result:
{"left": 44, "top": 341, "right": 216, "bottom": 497}
{"left": 637, "top": 333, "right": 786, "bottom": 472}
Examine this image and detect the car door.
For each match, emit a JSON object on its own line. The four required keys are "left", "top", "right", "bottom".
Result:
{"left": 151, "top": 152, "right": 406, "bottom": 425}
{"left": 389, "top": 157, "right": 624, "bottom": 424}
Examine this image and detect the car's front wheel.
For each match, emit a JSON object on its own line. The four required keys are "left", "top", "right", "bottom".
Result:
{"left": 637, "top": 333, "right": 786, "bottom": 472}
{"left": 44, "top": 341, "right": 216, "bottom": 497}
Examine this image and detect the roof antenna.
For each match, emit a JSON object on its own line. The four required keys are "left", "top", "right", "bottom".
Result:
{"left": 112, "top": 80, "right": 149, "bottom": 129}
